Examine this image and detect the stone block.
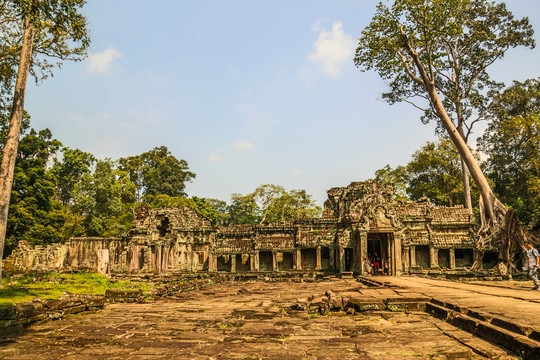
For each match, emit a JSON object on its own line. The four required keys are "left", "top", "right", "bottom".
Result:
{"left": 105, "top": 289, "right": 142, "bottom": 302}
{"left": 0, "top": 323, "right": 22, "bottom": 337}
{"left": 387, "top": 302, "right": 425, "bottom": 312}
{"left": 425, "top": 302, "right": 449, "bottom": 320}
{"left": 329, "top": 296, "right": 343, "bottom": 310}
{"left": 45, "top": 298, "right": 84, "bottom": 311}
{"left": 14, "top": 303, "right": 44, "bottom": 319}
{"left": 346, "top": 297, "right": 385, "bottom": 312}
{"left": 490, "top": 316, "right": 531, "bottom": 336}
{"left": 62, "top": 304, "right": 87, "bottom": 315}
{"left": 476, "top": 323, "right": 540, "bottom": 358}
{"left": 0, "top": 306, "right": 16, "bottom": 320}
{"left": 466, "top": 309, "right": 492, "bottom": 322}
{"left": 447, "top": 313, "right": 479, "bottom": 334}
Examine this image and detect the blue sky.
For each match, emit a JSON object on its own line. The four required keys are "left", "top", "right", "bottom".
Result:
{"left": 25, "top": 0, "right": 540, "bottom": 206}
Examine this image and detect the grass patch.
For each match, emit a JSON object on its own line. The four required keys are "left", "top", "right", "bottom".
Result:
{"left": 0, "top": 272, "right": 149, "bottom": 308}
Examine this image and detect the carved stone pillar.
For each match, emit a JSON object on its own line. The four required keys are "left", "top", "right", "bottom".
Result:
{"left": 254, "top": 251, "right": 260, "bottom": 271}
{"left": 402, "top": 246, "right": 410, "bottom": 273}
{"left": 162, "top": 245, "right": 169, "bottom": 272}
{"left": 410, "top": 246, "right": 416, "bottom": 267}
{"left": 316, "top": 246, "right": 322, "bottom": 270}
{"left": 231, "top": 254, "right": 236, "bottom": 273}
{"left": 272, "top": 252, "right": 278, "bottom": 272}
{"left": 187, "top": 244, "right": 193, "bottom": 271}
{"left": 154, "top": 245, "right": 162, "bottom": 275}
{"left": 430, "top": 246, "right": 438, "bottom": 268}
{"left": 339, "top": 246, "right": 345, "bottom": 272}
{"left": 208, "top": 253, "right": 216, "bottom": 272}
{"left": 359, "top": 232, "right": 368, "bottom": 275}
{"left": 296, "top": 248, "right": 302, "bottom": 270}
{"left": 394, "top": 234, "right": 402, "bottom": 276}
{"left": 449, "top": 248, "right": 456, "bottom": 268}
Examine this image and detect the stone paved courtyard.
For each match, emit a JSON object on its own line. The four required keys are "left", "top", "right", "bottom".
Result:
{"left": 0, "top": 277, "right": 521, "bottom": 359}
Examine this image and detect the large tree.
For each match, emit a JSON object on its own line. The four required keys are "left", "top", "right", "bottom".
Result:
{"left": 6, "top": 128, "right": 64, "bottom": 254}
{"left": 0, "top": 0, "right": 89, "bottom": 283}
{"left": 375, "top": 139, "right": 480, "bottom": 207}
{"left": 227, "top": 184, "right": 321, "bottom": 225}
{"left": 355, "top": 0, "right": 535, "bottom": 270}
{"left": 118, "top": 146, "right": 195, "bottom": 202}
{"left": 51, "top": 147, "right": 96, "bottom": 206}
{"left": 480, "top": 78, "right": 540, "bottom": 224}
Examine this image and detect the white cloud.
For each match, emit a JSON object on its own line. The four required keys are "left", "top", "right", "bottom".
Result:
{"left": 290, "top": 169, "right": 303, "bottom": 177}
{"left": 305, "top": 20, "right": 355, "bottom": 78}
{"left": 234, "top": 104, "right": 275, "bottom": 127}
{"left": 87, "top": 48, "right": 122, "bottom": 74}
{"left": 233, "top": 140, "right": 254, "bottom": 151}
{"left": 209, "top": 153, "right": 223, "bottom": 163}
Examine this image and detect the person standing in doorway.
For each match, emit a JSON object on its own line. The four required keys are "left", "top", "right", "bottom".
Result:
{"left": 526, "top": 242, "right": 540, "bottom": 290}
{"left": 383, "top": 258, "right": 390, "bottom": 276}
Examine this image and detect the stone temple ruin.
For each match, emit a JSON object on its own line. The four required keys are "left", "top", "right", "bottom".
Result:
{"left": 5, "top": 181, "right": 478, "bottom": 276}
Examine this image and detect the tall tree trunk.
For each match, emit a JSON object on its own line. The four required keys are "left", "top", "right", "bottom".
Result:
{"left": 455, "top": 104, "right": 473, "bottom": 214}
{"left": 400, "top": 28, "right": 516, "bottom": 271}
{"left": 0, "top": 18, "right": 35, "bottom": 286}
{"left": 460, "top": 158, "right": 473, "bottom": 213}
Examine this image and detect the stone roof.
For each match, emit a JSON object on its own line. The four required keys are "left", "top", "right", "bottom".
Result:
{"left": 431, "top": 232, "right": 475, "bottom": 248}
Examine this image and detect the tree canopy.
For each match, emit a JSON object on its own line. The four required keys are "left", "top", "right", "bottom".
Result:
{"left": 228, "top": 184, "right": 322, "bottom": 225}
{"left": 118, "top": 146, "right": 195, "bottom": 202}
{"left": 355, "top": 0, "right": 535, "bottom": 214}
{"left": 355, "top": 0, "right": 536, "bottom": 270}
{"left": 480, "top": 78, "right": 540, "bottom": 224}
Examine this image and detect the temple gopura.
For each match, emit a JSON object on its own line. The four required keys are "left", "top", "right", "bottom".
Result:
{"left": 5, "top": 181, "right": 478, "bottom": 275}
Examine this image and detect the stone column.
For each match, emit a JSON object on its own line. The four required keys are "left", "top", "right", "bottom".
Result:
{"left": 162, "top": 245, "right": 169, "bottom": 273}
{"left": 292, "top": 251, "right": 297, "bottom": 270}
{"left": 154, "top": 245, "right": 162, "bottom": 275}
{"left": 359, "top": 232, "right": 368, "bottom": 275}
{"left": 131, "top": 245, "right": 140, "bottom": 274}
{"left": 231, "top": 254, "right": 237, "bottom": 273}
{"left": 296, "top": 248, "right": 302, "bottom": 270}
{"left": 272, "top": 252, "right": 278, "bottom": 272}
{"left": 250, "top": 253, "right": 255, "bottom": 272}
{"left": 430, "top": 246, "right": 438, "bottom": 268}
{"left": 402, "top": 246, "right": 410, "bottom": 272}
{"left": 208, "top": 253, "right": 216, "bottom": 272}
{"left": 187, "top": 244, "right": 193, "bottom": 271}
{"left": 253, "top": 251, "right": 260, "bottom": 271}
{"left": 316, "top": 246, "right": 322, "bottom": 270}
{"left": 394, "top": 234, "right": 402, "bottom": 276}
{"left": 449, "top": 248, "right": 456, "bottom": 268}
{"left": 410, "top": 246, "right": 416, "bottom": 267}
{"left": 339, "top": 246, "right": 345, "bottom": 272}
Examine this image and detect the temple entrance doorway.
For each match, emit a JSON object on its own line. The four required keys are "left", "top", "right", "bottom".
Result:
{"left": 367, "top": 232, "right": 394, "bottom": 275}
{"left": 344, "top": 248, "right": 353, "bottom": 271}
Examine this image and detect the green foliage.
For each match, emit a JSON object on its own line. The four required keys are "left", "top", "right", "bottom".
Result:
{"left": 118, "top": 146, "right": 195, "bottom": 201}
{"left": 0, "top": 0, "right": 90, "bottom": 119}
{"left": 374, "top": 165, "right": 408, "bottom": 200}
{"left": 5, "top": 129, "right": 64, "bottom": 253}
{"left": 355, "top": 0, "right": 534, "bottom": 138}
{"left": 51, "top": 147, "right": 95, "bottom": 206}
{"left": 0, "top": 272, "right": 149, "bottom": 307}
{"left": 228, "top": 193, "right": 260, "bottom": 225}
{"left": 72, "top": 159, "right": 136, "bottom": 237}
{"left": 374, "top": 139, "right": 480, "bottom": 207}
{"left": 227, "top": 184, "right": 321, "bottom": 225}
{"left": 406, "top": 139, "right": 480, "bottom": 207}
{"left": 480, "top": 79, "right": 540, "bottom": 223}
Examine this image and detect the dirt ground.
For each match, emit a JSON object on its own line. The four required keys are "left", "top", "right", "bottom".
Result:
{"left": 0, "top": 277, "right": 520, "bottom": 359}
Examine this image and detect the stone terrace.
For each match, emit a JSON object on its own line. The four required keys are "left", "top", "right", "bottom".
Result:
{"left": 0, "top": 277, "right": 522, "bottom": 359}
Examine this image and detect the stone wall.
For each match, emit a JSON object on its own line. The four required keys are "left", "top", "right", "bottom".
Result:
{"left": 4, "top": 181, "right": 478, "bottom": 276}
